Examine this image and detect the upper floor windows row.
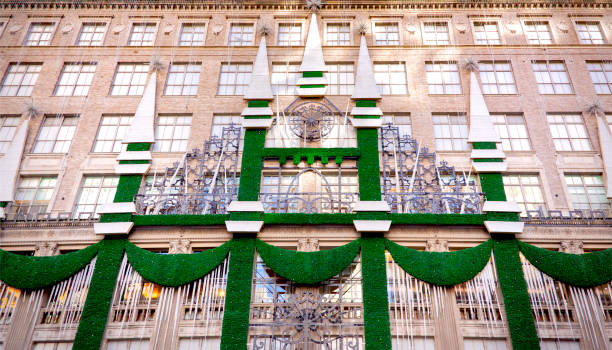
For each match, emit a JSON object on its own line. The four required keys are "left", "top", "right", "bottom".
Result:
{"left": 12, "top": 18, "right": 610, "bottom": 47}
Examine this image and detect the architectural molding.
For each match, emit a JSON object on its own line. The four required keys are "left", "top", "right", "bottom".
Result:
{"left": 94, "top": 222, "right": 134, "bottom": 235}
{"left": 482, "top": 201, "right": 521, "bottom": 213}
{"left": 225, "top": 220, "right": 263, "bottom": 233}
{"left": 353, "top": 201, "right": 391, "bottom": 212}
{"left": 227, "top": 201, "right": 264, "bottom": 212}
{"left": 242, "top": 118, "right": 274, "bottom": 129}
{"left": 353, "top": 220, "right": 392, "bottom": 232}
{"left": 484, "top": 221, "right": 524, "bottom": 234}
{"left": 97, "top": 202, "right": 137, "bottom": 214}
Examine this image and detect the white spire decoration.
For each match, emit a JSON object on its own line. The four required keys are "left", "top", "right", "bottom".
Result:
{"left": 122, "top": 71, "right": 157, "bottom": 144}
{"left": 596, "top": 116, "right": 612, "bottom": 198}
{"left": 0, "top": 120, "right": 28, "bottom": 203}
{"left": 244, "top": 37, "right": 274, "bottom": 100}
{"left": 299, "top": 14, "right": 326, "bottom": 73}
{"left": 467, "top": 71, "right": 500, "bottom": 143}
{"left": 352, "top": 35, "right": 381, "bottom": 100}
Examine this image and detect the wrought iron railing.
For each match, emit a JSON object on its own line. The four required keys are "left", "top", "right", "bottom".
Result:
{"left": 521, "top": 209, "right": 612, "bottom": 226}
{"left": 260, "top": 191, "right": 359, "bottom": 214}
{"left": 2, "top": 208, "right": 98, "bottom": 223}
{"left": 383, "top": 192, "right": 484, "bottom": 214}
{"left": 135, "top": 193, "right": 236, "bottom": 215}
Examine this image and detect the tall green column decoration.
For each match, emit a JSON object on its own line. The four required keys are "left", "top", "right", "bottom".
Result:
{"left": 73, "top": 238, "right": 126, "bottom": 350}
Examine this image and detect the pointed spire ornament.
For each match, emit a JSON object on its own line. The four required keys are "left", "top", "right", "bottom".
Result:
{"left": 596, "top": 116, "right": 612, "bottom": 198}
{"left": 241, "top": 37, "right": 274, "bottom": 129}
{"left": 123, "top": 71, "right": 156, "bottom": 144}
{"left": 0, "top": 119, "right": 28, "bottom": 204}
{"left": 467, "top": 71, "right": 500, "bottom": 144}
{"left": 352, "top": 35, "right": 381, "bottom": 100}
{"left": 297, "top": 14, "right": 327, "bottom": 97}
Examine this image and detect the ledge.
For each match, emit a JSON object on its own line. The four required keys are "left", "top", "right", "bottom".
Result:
{"left": 228, "top": 201, "right": 264, "bottom": 212}
{"left": 225, "top": 220, "right": 264, "bottom": 233}
{"left": 472, "top": 162, "right": 507, "bottom": 173}
{"left": 350, "top": 118, "right": 382, "bottom": 128}
{"left": 483, "top": 201, "right": 521, "bottom": 213}
{"left": 353, "top": 220, "right": 392, "bottom": 232}
{"left": 94, "top": 222, "right": 133, "bottom": 235}
{"left": 296, "top": 77, "right": 327, "bottom": 85}
{"left": 242, "top": 118, "right": 274, "bottom": 129}
{"left": 484, "top": 220, "right": 524, "bottom": 234}
{"left": 353, "top": 201, "right": 390, "bottom": 212}
{"left": 114, "top": 163, "right": 151, "bottom": 175}
{"left": 350, "top": 107, "right": 383, "bottom": 116}
{"left": 116, "top": 151, "right": 152, "bottom": 161}
{"left": 470, "top": 149, "right": 506, "bottom": 159}
{"left": 297, "top": 87, "right": 327, "bottom": 97}
{"left": 97, "top": 202, "right": 136, "bottom": 214}
{"left": 241, "top": 107, "right": 274, "bottom": 116}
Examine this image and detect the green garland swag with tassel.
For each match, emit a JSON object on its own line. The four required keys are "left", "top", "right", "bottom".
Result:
{"left": 0, "top": 242, "right": 100, "bottom": 290}
{"left": 518, "top": 241, "right": 612, "bottom": 288}
{"left": 125, "top": 240, "right": 231, "bottom": 287}
{"left": 255, "top": 239, "right": 361, "bottom": 284}
{"left": 385, "top": 239, "right": 493, "bottom": 286}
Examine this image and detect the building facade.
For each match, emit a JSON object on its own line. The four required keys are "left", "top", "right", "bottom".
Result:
{"left": 0, "top": 0, "right": 611, "bottom": 349}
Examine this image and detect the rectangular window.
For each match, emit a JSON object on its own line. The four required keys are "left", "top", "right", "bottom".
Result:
{"left": 277, "top": 23, "right": 302, "bottom": 46}
{"left": 153, "top": 115, "right": 192, "bottom": 152}
{"left": 326, "top": 23, "right": 350, "bottom": 46}
{"left": 105, "top": 340, "right": 149, "bottom": 350}
{"left": 503, "top": 175, "right": 546, "bottom": 216}
{"left": 76, "top": 23, "right": 106, "bottom": 46}
{"left": 575, "top": 21, "right": 605, "bottom": 44}
{"left": 8, "top": 176, "right": 57, "bottom": 220}
{"left": 432, "top": 113, "right": 469, "bottom": 151}
{"left": 547, "top": 113, "right": 591, "bottom": 151}
{"left": 473, "top": 22, "right": 501, "bottom": 45}
{"left": 492, "top": 114, "right": 531, "bottom": 151}
{"left": 178, "top": 23, "right": 206, "bottom": 46}
{"left": 326, "top": 63, "right": 354, "bottom": 95}
{"left": 74, "top": 175, "right": 119, "bottom": 218}
{"left": 374, "top": 22, "right": 400, "bottom": 45}
{"left": 110, "top": 63, "right": 149, "bottom": 96}
{"left": 532, "top": 61, "right": 572, "bottom": 94}
{"left": 564, "top": 174, "right": 610, "bottom": 211}
{"left": 228, "top": 23, "right": 254, "bottom": 46}
{"left": 374, "top": 63, "right": 407, "bottom": 95}
{"left": 32, "top": 115, "right": 78, "bottom": 154}
{"left": 423, "top": 22, "right": 450, "bottom": 45}
{"left": 382, "top": 114, "right": 412, "bottom": 136}
{"left": 92, "top": 115, "right": 133, "bottom": 153}
{"left": 478, "top": 61, "right": 517, "bottom": 94}
{"left": 128, "top": 23, "right": 157, "bottom": 46}
{"left": 0, "top": 115, "right": 20, "bottom": 153}
{"left": 164, "top": 63, "right": 201, "bottom": 96}
{"left": 24, "top": 22, "right": 55, "bottom": 46}
{"left": 54, "top": 63, "right": 96, "bottom": 96}
{"left": 217, "top": 63, "right": 252, "bottom": 95}
{"left": 271, "top": 62, "right": 300, "bottom": 96}
{"left": 587, "top": 61, "right": 612, "bottom": 94}
{"left": 464, "top": 339, "right": 508, "bottom": 350}
{"left": 32, "top": 343, "right": 73, "bottom": 350}
{"left": 211, "top": 115, "right": 244, "bottom": 149}
{"left": 0, "top": 63, "right": 42, "bottom": 96}
{"left": 524, "top": 21, "right": 553, "bottom": 44}
{"left": 426, "top": 61, "right": 461, "bottom": 94}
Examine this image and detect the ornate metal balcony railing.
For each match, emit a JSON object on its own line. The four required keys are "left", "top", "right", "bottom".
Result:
{"left": 260, "top": 191, "right": 359, "bottom": 214}
{"left": 135, "top": 193, "right": 236, "bottom": 215}
{"left": 384, "top": 191, "right": 484, "bottom": 214}
{"left": 521, "top": 208, "right": 612, "bottom": 226}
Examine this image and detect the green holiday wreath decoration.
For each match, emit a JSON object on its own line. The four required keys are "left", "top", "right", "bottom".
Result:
{"left": 255, "top": 238, "right": 361, "bottom": 284}
{"left": 384, "top": 239, "right": 493, "bottom": 286}
{"left": 518, "top": 241, "right": 612, "bottom": 288}
{"left": 0, "top": 242, "right": 100, "bottom": 290}
{"left": 125, "top": 240, "right": 231, "bottom": 287}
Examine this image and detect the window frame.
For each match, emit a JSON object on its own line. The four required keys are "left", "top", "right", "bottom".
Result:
{"left": 226, "top": 21, "right": 256, "bottom": 46}
{"left": 177, "top": 21, "right": 208, "bottom": 47}
{"left": 275, "top": 21, "right": 304, "bottom": 46}
{"left": 573, "top": 20, "right": 606, "bottom": 45}
{"left": 563, "top": 174, "right": 610, "bottom": 212}
{"left": 217, "top": 62, "right": 252, "bottom": 96}
{"left": 373, "top": 62, "right": 408, "bottom": 95}
{"left": 127, "top": 22, "right": 158, "bottom": 47}
{"left": 23, "top": 21, "right": 57, "bottom": 46}
{"left": 73, "top": 175, "right": 120, "bottom": 219}
{"left": 522, "top": 20, "right": 554, "bottom": 45}
{"left": 371, "top": 20, "right": 401, "bottom": 46}
{"left": 53, "top": 62, "right": 97, "bottom": 97}
{"left": 75, "top": 22, "right": 108, "bottom": 46}
{"left": 152, "top": 114, "right": 193, "bottom": 153}
{"left": 425, "top": 61, "right": 462, "bottom": 95}
{"left": 546, "top": 113, "right": 592, "bottom": 152}
{"left": 324, "top": 21, "right": 352, "bottom": 46}
{"left": 31, "top": 114, "right": 79, "bottom": 154}
{"left": 325, "top": 62, "right": 355, "bottom": 96}
{"left": 471, "top": 21, "right": 502, "bottom": 45}
{"left": 0, "top": 62, "right": 42, "bottom": 97}
{"left": 503, "top": 174, "right": 547, "bottom": 217}
{"left": 270, "top": 61, "right": 300, "bottom": 96}
{"left": 421, "top": 21, "right": 452, "bottom": 46}
{"left": 586, "top": 60, "right": 612, "bottom": 95}
{"left": 431, "top": 113, "right": 470, "bottom": 151}
{"left": 163, "top": 62, "right": 201, "bottom": 96}
{"left": 492, "top": 113, "right": 532, "bottom": 152}
{"left": 531, "top": 60, "right": 573, "bottom": 95}
{"left": 109, "top": 62, "right": 150, "bottom": 96}
{"left": 478, "top": 61, "right": 517, "bottom": 95}
{"left": 91, "top": 115, "right": 133, "bottom": 153}
{"left": 9, "top": 176, "right": 58, "bottom": 221}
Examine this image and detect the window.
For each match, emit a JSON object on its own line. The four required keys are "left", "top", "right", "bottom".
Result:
{"left": 106, "top": 340, "right": 149, "bottom": 350}
{"left": 492, "top": 114, "right": 531, "bottom": 151}
{"left": 153, "top": 115, "right": 192, "bottom": 152}
{"left": 432, "top": 113, "right": 469, "bottom": 151}
{"left": 0, "top": 63, "right": 42, "bottom": 96}
{"left": 532, "top": 61, "right": 572, "bottom": 94}
{"left": 326, "top": 63, "right": 354, "bottom": 95}
{"left": 326, "top": 23, "right": 350, "bottom": 46}
{"left": 382, "top": 114, "right": 412, "bottom": 136}
{"left": 228, "top": 23, "right": 254, "bottom": 46}
{"left": 426, "top": 61, "right": 461, "bottom": 94}
{"left": 8, "top": 177, "right": 57, "bottom": 220}
{"left": 110, "top": 63, "right": 149, "bottom": 96}
{"left": 503, "top": 175, "right": 546, "bottom": 216}
{"left": 373, "top": 63, "right": 407, "bottom": 95}
{"left": 54, "top": 63, "right": 96, "bottom": 96}
{"left": 0, "top": 115, "right": 20, "bottom": 153}
{"left": 74, "top": 175, "right": 119, "bottom": 218}
{"left": 423, "top": 22, "right": 450, "bottom": 45}
{"left": 564, "top": 175, "right": 610, "bottom": 212}
{"left": 31, "top": 342, "right": 73, "bottom": 350}
{"left": 212, "top": 115, "right": 244, "bottom": 149}
{"left": 464, "top": 339, "right": 508, "bottom": 350}
{"left": 164, "top": 63, "right": 201, "bottom": 96}
{"left": 178, "top": 23, "right": 206, "bottom": 46}
{"left": 92, "top": 115, "right": 133, "bottom": 153}
{"left": 575, "top": 21, "right": 605, "bottom": 44}
{"left": 539, "top": 340, "right": 580, "bottom": 350}
{"left": 271, "top": 62, "right": 300, "bottom": 95}
{"left": 373, "top": 22, "right": 400, "bottom": 45}
{"left": 587, "top": 61, "right": 612, "bottom": 94}
{"left": 24, "top": 22, "right": 55, "bottom": 46}
{"left": 547, "top": 113, "right": 591, "bottom": 151}
{"left": 128, "top": 23, "right": 157, "bottom": 46}
{"left": 277, "top": 23, "right": 302, "bottom": 46}
{"left": 178, "top": 339, "right": 220, "bottom": 350}
{"left": 473, "top": 22, "right": 501, "bottom": 45}
{"left": 32, "top": 115, "right": 78, "bottom": 154}
{"left": 217, "top": 63, "right": 252, "bottom": 95}
{"left": 478, "top": 61, "right": 517, "bottom": 94}
{"left": 524, "top": 21, "right": 553, "bottom": 44}
{"left": 76, "top": 22, "right": 106, "bottom": 46}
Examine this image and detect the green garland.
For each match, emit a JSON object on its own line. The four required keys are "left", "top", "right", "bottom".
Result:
{"left": 0, "top": 242, "right": 100, "bottom": 289}
{"left": 518, "top": 241, "right": 612, "bottom": 288}
{"left": 492, "top": 237, "right": 539, "bottom": 350}
{"left": 262, "top": 147, "right": 360, "bottom": 165}
{"left": 221, "top": 237, "right": 255, "bottom": 350}
{"left": 73, "top": 238, "right": 126, "bottom": 350}
{"left": 389, "top": 213, "right": 486, "bottom": 225}
{"left": 113, "top": 175, "right": 143, "bottom": 203}
{"left": 263, "top": 213, "right": 356, "bottom": 225}
{"left": 238, "top": 130, "right": 266, "bottom": 201}
{"left": 133, "top": 214, "right": 229, "bottom": 226}
{"left": 479, "top": 173, "right": 507, "bottom": 201}
{"left": 385, "top": 239, "right": 492, "bottom": 286}
{"left": 255, "top": 239, "right": 361, "bottom": 284}
{"left": 125, "top": 240, "right": 231, "bottom": 287}
{"left": 361, "top": 237, "right": 392, "bottom": 350}
{"left": 356, "top": 129, "right": 381, "bottom": 201}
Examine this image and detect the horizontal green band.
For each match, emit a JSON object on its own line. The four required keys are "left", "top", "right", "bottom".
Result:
{"left": 356, "top": 100, "right": 377, "bottom": 107}
{"left": 299, "top": 84, "right": 325, "bottom": 88}
{"left": 126, "top": 143, "right": 151, "bottom": 152}
{"left": 248, "top": 100, "right": 269, "bottom": 107}
{"left": 302, "top": 71, "right": 323, "bottom": 77}
{"left": 472, "top": 142, "right": 497, "bottom": 150}
{"left": 473, "top": 158, "right": 504, "bottom": 163}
